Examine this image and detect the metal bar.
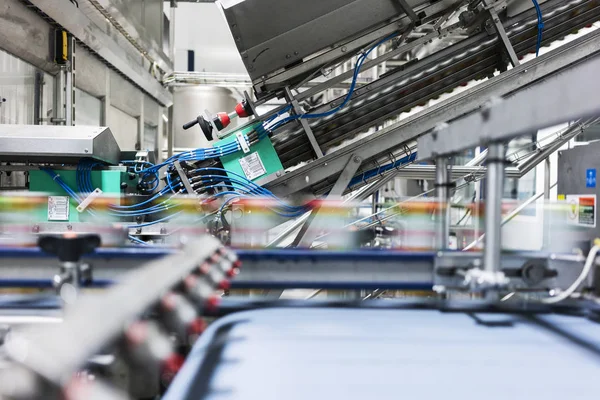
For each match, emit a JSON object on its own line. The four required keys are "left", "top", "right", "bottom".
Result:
{"left": 517, "top": 119, "right": 595, "bottom": 176}
{"left": 483, "top": 143, "right": 506, "bottom": 274}
{"left": 66, "top": 35, "right": 75, "bottom": 126}
{"left": 418, "top": 42, "right": 600, "bottom": 159}
{"left": 543, "top": 156, "right": 551, "bottom": 249}
{"left": 486, "top": 1, "right": 520, "bottom": 67}
{"left": 463, "top": 182, "right": 557, "bottom": 251}
{"left": 25, "top": 0, "right": 172, "bottom": 106}
{"left": 233, "top": 250, "right": 435, "bottom": 290}
{"left": 268, "top": 28, "right": 600, "bottom": 198}
{"left": 294, "top": 155, "right": 363, "bottom": 247}
{"left": 436, "top": 157, "right": 450, "bottom": 249}
{"left": 394, "top": 0, "right": 420, "bottom": 23}
{"left": 284, "top": 87, "right": 324, "bottom": 158}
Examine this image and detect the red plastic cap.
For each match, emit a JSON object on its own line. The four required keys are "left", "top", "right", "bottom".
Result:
{"left": 188, "top": 318, "right": 208, "bottom": 335}
{"left": 204, "top": 295, "right": 220, "bottom": 312}
{"left": 161, "top": 292, "right": 177, "bottom": 311}
{"left": 198, "top": 262, "right": 211, "bottom": 275}
{"left": 63, "top": 377, "right": 91, "bottom": 400}
{"left": 162, "top": 353, "right": 185, "bottom": 380}
{"left": 226, "top": 268, "right": 239, "bottom": 278}
{"left": 217, "top": 112, "right": 230, "bottom": 129}
{"left": 218, "top": 279, "right": 231, "bottom": 290}
{"left": 125, "top": 321, "right": 148, "bottom": 345}
{"left": 235, "top": 102, "right": 249, "bottom": 118}
{"left": 184, "top": 274, "right": 198, "bottom": 290}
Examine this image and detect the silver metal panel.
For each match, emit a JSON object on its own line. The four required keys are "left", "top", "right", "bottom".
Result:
{"left": 265, "top": 28, "right": 600, "bottom": 198}
{"left": 0, "top": 0, "right": 58, "bottom": 75}
{"left": 418, "top": 50, "right": 600, "bottom": 159}
{"left": 75, "top": 44, "right": 108, "bottom": 99}
{"left": 222, "top": 0, "right": 440, "bottom": 81}
{"left": 88, "top": 0, "right": 172, "bottom": 73}
{"left": 25, "top": 0, "right": 172, "bottom": 107}
{"left": 0, "top": 125, "right": 121, "bottom": 164}
{"left": 0, "top": 49, "right": 35, "bottom": 125}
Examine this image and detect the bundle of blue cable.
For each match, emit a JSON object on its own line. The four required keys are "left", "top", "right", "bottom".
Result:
{"left": 191, "top": 167, "right": 311, "bottom": 218}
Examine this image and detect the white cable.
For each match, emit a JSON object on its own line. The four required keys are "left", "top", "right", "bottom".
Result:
{"left": 541, "top": 244, "right": 600, "bottom": 304}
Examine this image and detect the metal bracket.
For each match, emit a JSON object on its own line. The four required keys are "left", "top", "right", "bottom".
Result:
{"left": 394, "top": 0, "right": 421, "bottom": 25}
{"left": 284, "top": 87, "right": 324, "bottom": 159}
{"left": 292, "top": 155, "right": 363, "bottom": 247}
{"left": 485, "top": 0, "right": 520, "bottom": 67}
{"left": 173, "top": 161, "right": 195, "bottom": 195}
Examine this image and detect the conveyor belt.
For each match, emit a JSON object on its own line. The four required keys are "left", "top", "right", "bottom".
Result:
{"left": 164, "top": 308, "right": 600, "bottom": 400}
{"left": 271, "top": 0, "right": 600, "bottom": 173}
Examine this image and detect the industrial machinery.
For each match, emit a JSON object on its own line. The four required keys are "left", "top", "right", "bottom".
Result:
{"left": 3, "top": 0, "right": 600, "bottom": 398}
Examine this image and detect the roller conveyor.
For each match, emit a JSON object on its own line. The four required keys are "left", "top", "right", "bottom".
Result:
{"left": 235, "top": 0, "right": 600, "bottom": 198}
{"left": 275, "top": 0, "right": 600, "bottom": 166}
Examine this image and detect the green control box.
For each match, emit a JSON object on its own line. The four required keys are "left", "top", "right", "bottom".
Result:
{"left": 29, "top": 169, "right": 124, "bottom": 222}
{"left": 217, "top": 123, "right": 284, "bottom": 183}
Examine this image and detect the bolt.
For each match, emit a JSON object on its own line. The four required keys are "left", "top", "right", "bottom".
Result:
{"left": 276, "top": 171, "right": 282, "bottom": 177}
{"left": 84, "top": 148, "right": 89, "bottom": 153}
{"left": 66, "top": 225, "right": 72, "bottom": 231}
{"left": 353, "top": 156, "right": 361, "bottom": 163}
{"left": 286, "top": 54, "right": 291, "bottom": 59}
{"left": 294, "top": 51, "right": 299, "bottom": 56}
{"left": 341, "top": 46, "right": 347, "bottom": 53}
{"left": 481, "top": 106, "right": 491, "bottom": 121}
{"left": 32, "top": 225, "right": 40, "bottom": 233}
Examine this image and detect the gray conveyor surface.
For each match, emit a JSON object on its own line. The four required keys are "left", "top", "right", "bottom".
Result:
{"left": 165, "top": 308, "right": 600, "bottom": 400}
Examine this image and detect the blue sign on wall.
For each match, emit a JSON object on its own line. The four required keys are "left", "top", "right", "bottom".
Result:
{"left": 586, "top": 168, "right": 596, "bottom": 188}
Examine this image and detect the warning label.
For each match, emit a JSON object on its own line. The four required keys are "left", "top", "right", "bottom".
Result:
{"left": 48, "top": 196, "right": 70, "bottom": 221}
{"left": 239, "top": 152, "right": 267, "bottom": 181}
{"left": 566, "top": 194, "right": 596, "bottom": 228}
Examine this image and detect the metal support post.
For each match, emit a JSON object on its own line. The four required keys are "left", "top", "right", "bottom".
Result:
{"left": 167, "top": 104, "right": 174, "bottom": 159}
{"left": 52, "top": 67, "right": 66, "bottom": 125}
{"left": 284, "top": 87, "right": 324, "bottom": 159}
{"left": 483, "top": 143, "right": 506, "bottom": 274}
{"left": 436, "top": 157, "right": 451, "bottom": 250}
{"left": 66, "top": 35, "right": 75, "bottom": 125}
{"left": 293, "top": 155, "right": 362, "bottom": 247}
{"left": 486, "top": 2, "right": 520, "bottom": 67}
{"left": 543, "top": 156, "right": 551, "bottom": 248}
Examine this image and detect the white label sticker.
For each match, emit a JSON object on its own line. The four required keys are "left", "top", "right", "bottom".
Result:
{"left": 239, "top": 152, "right": 267, "bottom": 181}
{"left": 566, "top": 194, "right": 596, "bottom": 228}
{"left": 48, "top": 196, "right": 70, "bottom": 221}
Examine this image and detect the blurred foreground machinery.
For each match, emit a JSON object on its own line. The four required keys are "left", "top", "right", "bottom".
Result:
{"left": 3, "top": 0, "right": 600, "bottom": 398}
